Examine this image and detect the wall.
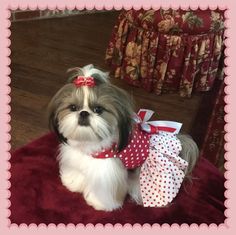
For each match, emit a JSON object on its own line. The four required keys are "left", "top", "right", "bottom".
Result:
{"left": 10, "top": 9, "right": 105, "bottom": 22}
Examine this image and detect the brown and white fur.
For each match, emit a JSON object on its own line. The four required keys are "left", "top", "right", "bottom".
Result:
{"left": 48, "top": 64, "right": 199, "bottom": 211}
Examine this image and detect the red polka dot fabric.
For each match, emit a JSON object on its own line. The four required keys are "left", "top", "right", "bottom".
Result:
{"left": 93, "top": 126, "right": 149, "bottom": 169}
{"left": 140, "top": 132, "right": 188, "bottom": 207}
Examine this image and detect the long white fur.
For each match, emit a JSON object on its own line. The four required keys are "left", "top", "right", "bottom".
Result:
{"left": 59, "top": 140, "right": 128, "bottom": 211}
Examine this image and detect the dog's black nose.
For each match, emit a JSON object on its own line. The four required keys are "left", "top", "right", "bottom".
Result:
{"left": 79, "top": 111, "right": 90, "bottom": 126}
{"left": 80, "top": 111, "right": 90, "bottom": 118}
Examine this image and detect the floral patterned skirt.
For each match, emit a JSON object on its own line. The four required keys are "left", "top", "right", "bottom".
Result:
{"left": 105, "top": 9, "right": 225, "bottom": 97}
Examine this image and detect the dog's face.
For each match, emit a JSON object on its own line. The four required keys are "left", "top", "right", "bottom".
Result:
{"left": 48, "top": 66, "right": 134, "bottom": 151}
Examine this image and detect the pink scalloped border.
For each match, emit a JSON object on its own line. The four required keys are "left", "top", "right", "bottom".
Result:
{"left": 0, "top": 0, "right": 234, "bottom": 234}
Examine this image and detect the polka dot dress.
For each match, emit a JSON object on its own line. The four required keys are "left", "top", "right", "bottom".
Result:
{"left": 93, "top": 126, "right": 188, "bottom": 207}
{"left": 140, "top": 132, "right": 188, "bottom": 207}
{"left": 93, "top": 126, "right": 150, "bottom": 169}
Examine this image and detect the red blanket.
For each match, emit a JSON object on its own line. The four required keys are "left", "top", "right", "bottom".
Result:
{"left": 10, "top": 133, "right": 225, "bottom": 225}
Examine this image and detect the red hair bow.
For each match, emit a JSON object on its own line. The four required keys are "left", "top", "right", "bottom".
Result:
{"left": 73, "top": 76, "right": 95, "bottom": 87}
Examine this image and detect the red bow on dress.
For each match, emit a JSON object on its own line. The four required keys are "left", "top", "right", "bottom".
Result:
{"left": 73, "top": 76, "right": 95, "bottom": 87}
{"left": 134, "top": 109, "right": 182, "bottom": 134}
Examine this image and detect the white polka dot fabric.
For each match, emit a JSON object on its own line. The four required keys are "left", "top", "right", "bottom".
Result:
{"left": 140, "top": 132, "right": 188, "bottom": 207}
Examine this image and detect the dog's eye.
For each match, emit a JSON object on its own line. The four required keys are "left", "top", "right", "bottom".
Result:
{"left": 69, "top": 104, "right": 78, "bottom": 112}
{"left": 93, "top": 106, "right": 103, "bottom": 114}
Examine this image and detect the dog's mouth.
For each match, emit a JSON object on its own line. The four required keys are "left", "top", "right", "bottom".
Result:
{"left": 78, "top": 118, "right": 90, "bottom": 126}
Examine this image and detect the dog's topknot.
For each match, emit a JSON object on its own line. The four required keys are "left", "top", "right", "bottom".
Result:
{"left": 67, "top": 64, "right": 109, "bottom": 85}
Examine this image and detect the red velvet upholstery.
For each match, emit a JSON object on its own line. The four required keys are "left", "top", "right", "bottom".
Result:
{"left": 10, "top": 133, "right": 225, "bottom": 225}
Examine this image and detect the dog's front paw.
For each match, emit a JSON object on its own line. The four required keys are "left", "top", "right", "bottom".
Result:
{"left": 85, "top": 193, "right": 123, "bottom": 211}
{"left": 60, "top": 171, "right": 85, "bottom": 193}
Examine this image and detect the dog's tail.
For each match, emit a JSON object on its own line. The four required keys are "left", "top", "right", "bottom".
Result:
{"left": 177, "top": 134, "right": 199, "bottom": 176}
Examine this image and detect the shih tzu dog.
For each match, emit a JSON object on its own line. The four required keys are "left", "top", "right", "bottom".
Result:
{"left": 48, "top": 64, "right": 199, "bottom": 211}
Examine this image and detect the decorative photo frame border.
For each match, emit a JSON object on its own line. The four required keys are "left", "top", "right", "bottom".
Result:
{"left": 0, "top": 0, "right": 234, "bottom": 234}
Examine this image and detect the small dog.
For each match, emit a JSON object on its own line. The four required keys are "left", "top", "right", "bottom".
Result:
{"left": 48, "top": 64, "right": 199, "bottom": 211}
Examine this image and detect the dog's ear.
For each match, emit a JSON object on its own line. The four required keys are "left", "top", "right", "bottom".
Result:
{"left": 116, "top": 111, "right": 133, "bottom": 152}
{"left": 48, "top": 111, "right": 67, "bottom": 144}
{"left": 47, "top": 84, "right": 74, "bottom": 143}
{"left": 110, "top": 85, "right": 134, "bottom": 152}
